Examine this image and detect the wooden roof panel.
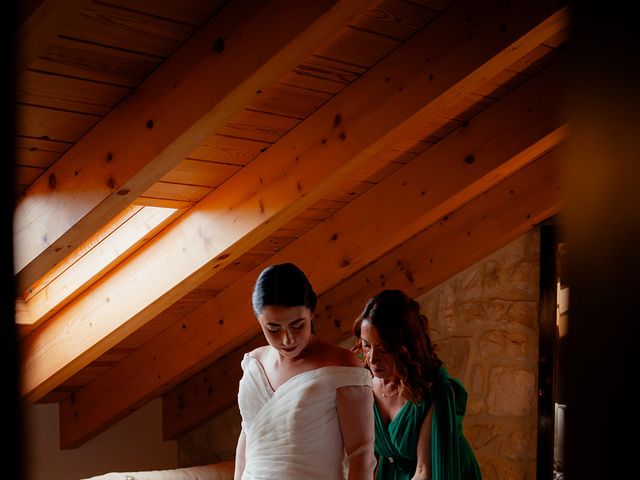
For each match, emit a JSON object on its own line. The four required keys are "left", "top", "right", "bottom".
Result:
{"left": 32, "top": 37, "right": 163, "bottom": 87}
{"left": 14, "top": 0, "right": 570, "bottom": 448}
{"left": 313, "top": 26, "right": 401, "bottom": 69}
{"left": 158, "top": 159, "right": 241, "bottom": 188}
{"left": 141, "top": 182, "right": 213, "bottom": 203}
{"left": 354, "top": 0, "right": 440, "bottom": 40}
{"left": 188, "top": 135, "right": 270, "bottom": 166}
{"left": 249, "top": 83, "right": 333, "bottom": 120}
{"left": 62, "top": 3, "right": 196, "bottom": 57}
{"left": 15, "top": 137, "right": 72, "bottom": 169}
{"left": 16, "top": 104, "right": 100, "bottom": 143}
{"left": 280, "top": 55, "right": 367, "bottom": 94}
{"left": 218, "top": 109, "right": 301, "bottom": 144}
{"left": 18, "top": 70, "right": 130, "bottom": 115}
{"left": 96, "top": 0, "right": 227, "bottom": 27}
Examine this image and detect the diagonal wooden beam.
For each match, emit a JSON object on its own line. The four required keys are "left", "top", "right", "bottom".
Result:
{"left": 159, "top": 59, "right": 567, "bottom": 438}
{"left": 13, "top": 0, "right": 368, "bottom": 292}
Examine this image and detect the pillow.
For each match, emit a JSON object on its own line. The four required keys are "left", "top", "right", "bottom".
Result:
{"left": 79, "top": 461, "right": 234, "bottom": 480}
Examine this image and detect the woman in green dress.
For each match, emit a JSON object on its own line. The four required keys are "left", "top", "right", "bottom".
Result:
{"left": 352, "top": 290, "right": 482, "bottom": 480}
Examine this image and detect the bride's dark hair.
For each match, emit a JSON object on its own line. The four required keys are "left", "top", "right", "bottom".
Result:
{"left": 251, "top": 262, "right": 317, "bottom": 317}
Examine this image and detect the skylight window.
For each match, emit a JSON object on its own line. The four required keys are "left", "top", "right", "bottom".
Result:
{"left": 16, "top": 205, "right": 178, "bottom": 331}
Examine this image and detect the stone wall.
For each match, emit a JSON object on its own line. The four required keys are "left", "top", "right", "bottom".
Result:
{"left": 178, "top": 403, "right": 241, "bottom": 467}
{"left": 418, "top": 229, "right": 540, "bottom": 479}
{"left": 178, "top": 229, "right": 541, "bottom": 479}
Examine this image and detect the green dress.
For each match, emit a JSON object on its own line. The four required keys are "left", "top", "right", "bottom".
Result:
{"left": 373, "top": 368, "right": 482, "bottom": 480}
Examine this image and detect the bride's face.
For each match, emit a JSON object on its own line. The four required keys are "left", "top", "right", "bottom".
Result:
{"left": 258, "top": 305, "right": 313, "bottom": 358}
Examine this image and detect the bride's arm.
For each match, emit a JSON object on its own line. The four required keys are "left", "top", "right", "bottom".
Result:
{"left": 336, "top": 385, "right": 377, "bottom": 480}
{"left": 234, "top": 428, "right": 246, "bottom": 480}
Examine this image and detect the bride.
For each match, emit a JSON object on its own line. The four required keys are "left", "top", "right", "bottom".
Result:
{"left": 234, "top": 262, "right": 376, "bottom": 480}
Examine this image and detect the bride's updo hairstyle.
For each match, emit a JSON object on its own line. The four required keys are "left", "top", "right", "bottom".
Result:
{"left": 251, "top": 263, "right": 317, "bottom": 317}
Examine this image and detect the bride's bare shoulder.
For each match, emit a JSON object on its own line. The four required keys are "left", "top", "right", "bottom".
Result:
{"left": 247, "top": 345, "right": 270, "bottom": 362}
{"left": 314, "top": 339, "right": 360, "bottom": 367}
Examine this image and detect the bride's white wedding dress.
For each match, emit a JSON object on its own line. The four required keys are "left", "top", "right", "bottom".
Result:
{"left": 238, "top": 353, "right": 372, "bottom": 479}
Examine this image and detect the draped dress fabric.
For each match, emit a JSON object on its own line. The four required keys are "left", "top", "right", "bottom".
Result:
{"left": 237, "top": 353, "right": 373, "bottom": 479}
{"left": 373, "top": 368, "right": 482, "bottom": 480}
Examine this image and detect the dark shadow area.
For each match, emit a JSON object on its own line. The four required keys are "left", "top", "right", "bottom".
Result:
{"left": 565, "top": 2, "right": 640, "bottom": 478}
{"left": 2, "top": 1, "right": 22, "bottom": 480}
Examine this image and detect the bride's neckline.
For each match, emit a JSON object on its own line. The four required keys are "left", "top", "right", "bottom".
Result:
{"left": 248, "top": 353, "right": 362, "bottom": 393}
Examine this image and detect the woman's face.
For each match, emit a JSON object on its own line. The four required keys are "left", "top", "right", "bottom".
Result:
{"left": 258, "top": 305, "right": 313, "bottom": 358}
{"left": 360, "top": 319, "right": 395, "bottom": 380}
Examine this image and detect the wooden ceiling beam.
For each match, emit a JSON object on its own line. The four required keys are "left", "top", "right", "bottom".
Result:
{"left": 46, "top": 1, "right": 566, "bottom": 448}
{"left": 159, "top": 59, "right": 566, "bottom": 439}
{"left": 13, "top": 0, "right": 366, "bottom": 292}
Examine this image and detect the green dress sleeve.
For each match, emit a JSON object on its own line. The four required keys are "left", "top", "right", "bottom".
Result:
{"left": 431, "top": 368, "right": 482, "bottom": 480}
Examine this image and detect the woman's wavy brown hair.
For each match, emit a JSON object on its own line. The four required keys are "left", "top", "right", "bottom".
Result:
{"left": 352, "top": 289, "right": 442, "bottom": 404}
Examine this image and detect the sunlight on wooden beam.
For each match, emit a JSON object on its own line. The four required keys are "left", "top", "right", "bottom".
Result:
{"left": 16, "top": 205, "right": 180, "bottom": 332}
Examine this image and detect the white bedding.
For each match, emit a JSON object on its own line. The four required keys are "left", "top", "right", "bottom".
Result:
{"left": 79, "top": 460, "right": 234, "bottom": 480}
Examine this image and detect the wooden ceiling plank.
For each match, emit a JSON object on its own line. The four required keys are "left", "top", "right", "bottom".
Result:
{"left": 281, "top": 56, "right": 367, "bottom": 94}
{"left": 188, "top": 135, "right": 270, "bottom": 166}
{"left": 159, "top": 159, "right": 241, "bottom": 188}
{"left": 132, "top": 197, "right": 195, "bottom": 209}
{"left": 15, "top": 137, "right": 72, "bottom": 170}
{"left": 16, "top": 104, "right": 100, "bottom": 144}
{"left": 18, "top": 70, "right": 131, "bottom": 116}
{"left": 217, "top": 109, "right": 300, "bottom": 144}
{"left": 31, "top": 37, "right": 163, "bottom": 87}
{"left": 15, "top": 165, "right": 46, "bottom": 186}
{"left": 353, "top": 0, "right": 439, "bottom": 41}
{"left": 18, "top": 0, "right": 94, "bottom": 73}
{"left": 14, "top": 0, "right": 368, "bottom": 292}
{"left": 248, "top": 83, "right": 332, "bottom": 120}
{"left": 57, "top": 4, "right": 566, "bottom": 440}
{"left": 140, "top": 182, "right": 213, "bottom": 203}
{"left": 62, "top": 3, "right": 196, "bottom": 57}
{"left": 98, "top": 0, "right": 227, "bottom": 27}
{"left": 16, "top": 137, "right": 71, "bottom": 154}
{"left": 163, "top": 144, "right": 565, "bottom": 438}
{"left": 313, "top": 25, "right": 401, "bottom": 68}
